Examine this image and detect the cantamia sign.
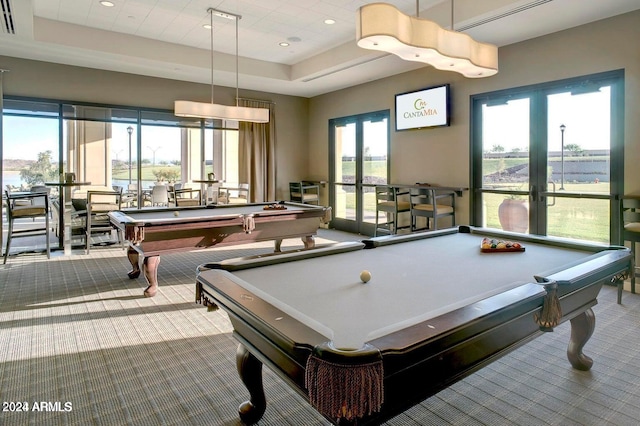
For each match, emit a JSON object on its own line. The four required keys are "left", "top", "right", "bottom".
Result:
{"left": 395, "top": 84, "right": 450, "bottom": 131}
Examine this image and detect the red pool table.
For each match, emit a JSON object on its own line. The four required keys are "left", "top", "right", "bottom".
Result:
{"left": 109, "top": 201, "right": 330, "bottom": 297}
{"left": 195, "top": 226, "right": 631, "bottom": 425}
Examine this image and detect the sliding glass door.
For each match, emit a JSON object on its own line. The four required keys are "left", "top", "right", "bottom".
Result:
{"left": 471, "top": 70, "right": 624, "bottom": 243}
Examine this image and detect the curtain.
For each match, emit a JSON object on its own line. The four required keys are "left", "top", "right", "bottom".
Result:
{"left": 238, "top": 99, "right": 276, "bottom": 202}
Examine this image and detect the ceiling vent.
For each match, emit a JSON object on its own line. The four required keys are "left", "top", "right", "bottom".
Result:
{"left": 457, "top": 0, "right": 553, "bottom": 31}
{"left": 1, "top": 0, "right": 16, "bottom": 35}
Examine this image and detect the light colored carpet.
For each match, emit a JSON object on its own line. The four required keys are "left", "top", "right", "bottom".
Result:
{"left": 1, "top": 229, "right": 639, "bottom": 426}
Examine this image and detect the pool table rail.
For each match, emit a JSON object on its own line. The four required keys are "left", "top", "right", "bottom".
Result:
{"left": 197, "top": 241, "right": 364, "bottom": 272}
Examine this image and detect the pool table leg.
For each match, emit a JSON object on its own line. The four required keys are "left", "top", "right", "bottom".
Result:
{"left": 142, "top": 256, "right": 160, "bottom": 298}
{"left": 126, "top": 248, "right": 159, "bottom": 297}
{"left": 273, "top": 236, "right": 315, "bottom": 252}
{"left": 302, "top": 235, "right": 315, "bottom": 249}
{"left": 126, "top": 247, "right": 141, "bottom": 279}
{"left": 236, "top": 343, "right": 266, "bottom": 425}
{"left": 567, "top": 308, "right": 595, "bottom": 371}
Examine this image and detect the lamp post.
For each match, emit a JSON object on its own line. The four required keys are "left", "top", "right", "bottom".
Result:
{"left": 147, "top": 146, "right": 160, "bottom": 166}
{"left": 559, "top": 124, "right": 566, "bottom": 190}
{"left": 127, "top": 126, "right": 133, "bottom": 184}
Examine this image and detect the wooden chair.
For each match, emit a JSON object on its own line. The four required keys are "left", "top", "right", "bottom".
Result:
{"left": 4, "top": 190, "right": 51, "bottom": 264}
{"left": 621, "top": 196, "right": 640, "bottom": 300}
{"left": 174, "top": 188, "right": 202, "bottom": 207}
{"left": 168, "top": 182, "right": 183, "bottom": 206}
{"left": 409, "top": 187, "right": 456, "bottom": 232}
{"left": 85, "top": 190, "right": 123, "bottom": 254}
{"left": 28, "top": 185, "right": 52, "bottom": 220}
{"left": 374, "top": 185, "right": 410, "bottom": 236}
{"left": 289, "top": 182, "right": 319, "bottom": 205}
{"left": 218, "top": 183, "right": 249, "bottom": 204}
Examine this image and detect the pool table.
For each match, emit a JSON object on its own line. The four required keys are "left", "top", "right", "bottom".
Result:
{"left": 195, "top": 226, "right": 631, "bottom": 425}
{"left": 109, "top": 201, "right": 330, "bottom": 297}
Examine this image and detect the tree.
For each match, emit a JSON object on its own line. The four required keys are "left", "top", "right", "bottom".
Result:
{"left": 152, "top": 168, "right": 180, "bottom": 182}
{"left": 564, "top": 143, "right": 583, "bottom": 155}
{"left": 19, "top": 150, "right": 58, "bottom": 185}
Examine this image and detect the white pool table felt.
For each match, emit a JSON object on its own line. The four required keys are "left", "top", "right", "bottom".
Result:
{"left": 218, "top": 234, "right": 594, "bottom": 349}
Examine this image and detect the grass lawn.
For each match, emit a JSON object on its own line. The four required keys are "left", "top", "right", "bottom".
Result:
{"left": 112, "top": 165, "right": 180, "bottom": 182}
{"left": 483, "top": 182, "right": 611, "bottom": 243}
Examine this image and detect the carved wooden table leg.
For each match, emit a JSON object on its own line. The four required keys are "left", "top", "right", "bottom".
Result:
{"left": 142, "top": 255, "right": 160, "bottom": 297}
{"left": 567, "top": 308, "right": 595, "bottom": 371}
{"left": 236, "top": 344, "right": 266, "bottom": 425}
{"left": 302, "top": 235, "right": 315, "bottom": 249}
{"left": 126, "top": 247, "right": 141, "bottom": 279}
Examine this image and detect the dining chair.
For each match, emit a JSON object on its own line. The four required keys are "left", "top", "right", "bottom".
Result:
{"left": 219, "top": 183, "right": 250, "bottom": 204}
{"left": 151, "top": 185, "right": 169, "bottom": 207}
{"left": 409, "top": 187, "right": 456, "bottom": 232}
{"left": 174, "top": 188, "right": 202, "bottom": 207}
{"left": 289, "top": 182, "right": 319, "bottom": 205}
{"left": 621, "top": 196, "right": 640, "bottom": 300}
{"left": 169, "top": 182, "right": 183, "bottom": 206}
{"left": 374, "top": 185, "right": 410, "bottom": 236}
{"left": 85, "top": 190, "right": 123, "bottom": 254}
{"left": 4, "top": 190, "right": 51, "bottom": 264}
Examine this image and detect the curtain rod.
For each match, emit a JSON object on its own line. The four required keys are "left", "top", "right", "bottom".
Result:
{"left": 236, "top": 97, "right": 276, "bottom": 105}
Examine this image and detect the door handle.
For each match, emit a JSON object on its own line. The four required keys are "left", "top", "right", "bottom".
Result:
{"left": 546, "top": 181, "right": 556, "bottom": 206}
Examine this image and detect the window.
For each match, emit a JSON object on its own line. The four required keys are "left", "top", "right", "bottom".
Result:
{"left": 2, "top": 98, "right": 240, "bottom": 208}
{"left": 471, "top": 70, "right": 624, "bottom": 243}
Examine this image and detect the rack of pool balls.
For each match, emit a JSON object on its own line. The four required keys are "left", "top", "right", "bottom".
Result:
{"left": 480, "top": 237, "right": 525, "bottom": 253}
{"left": 263, "top": 204, "right": 287, "bottom": 210}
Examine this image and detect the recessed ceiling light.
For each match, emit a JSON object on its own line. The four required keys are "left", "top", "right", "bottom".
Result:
{"left": 324, "top": 19, "right": 336, "bottom": 25}
{"left": 100, "top": 1, "right": 115, "bottom": 7}
{"left": 203, "top": 24, "right": 212, "bottom": 29}
{"left": 279, "top": 42, "right": 290, "bottom": 47}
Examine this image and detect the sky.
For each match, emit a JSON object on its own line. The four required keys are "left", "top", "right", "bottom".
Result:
{"left": 2, "top": 120, "right": 185, "bottom": 163}
{"left": 482, "top": 86, "right": 611, "bottom": 153}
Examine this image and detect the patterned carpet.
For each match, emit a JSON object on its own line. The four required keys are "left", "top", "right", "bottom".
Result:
{"left": 0, "top": 229, "right": 639, "bottom": 426}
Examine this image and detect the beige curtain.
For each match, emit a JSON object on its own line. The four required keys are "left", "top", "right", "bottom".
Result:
{"left": 238, "top": 99, "right": 276, "bottom": 202}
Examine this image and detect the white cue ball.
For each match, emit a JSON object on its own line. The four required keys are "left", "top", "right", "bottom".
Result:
{"left": 360, "top": 270, "right": 371, "bottom": 283}
{"left": 173, "top": 211, "right": 179, "bottom": 217}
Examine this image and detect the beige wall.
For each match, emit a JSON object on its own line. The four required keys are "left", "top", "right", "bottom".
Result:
{"left": 308, "top": 10, "right": 640, "bottom": 224}
{"left": 0, "top": 56, "right": 309, "bottom": 200}
{"left": 1, "top": 10, "right": 639, "bottom": 207}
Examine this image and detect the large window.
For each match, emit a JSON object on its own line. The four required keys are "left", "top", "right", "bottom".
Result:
{"left": 471, "top": 70, "right": 624, "bottom": 244}
{"left": 2, "top": 98, "right": 239, "bottom": 208}
{"left": 2, "top": 115, "right": 60, "bottom": 194}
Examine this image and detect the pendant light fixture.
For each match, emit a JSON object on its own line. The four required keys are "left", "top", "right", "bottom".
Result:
{"left": 356, "top": 1, "right": 498, "bottom": 78}
{"left": 175, "top": 8, "right": 269, "bottom": 123}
